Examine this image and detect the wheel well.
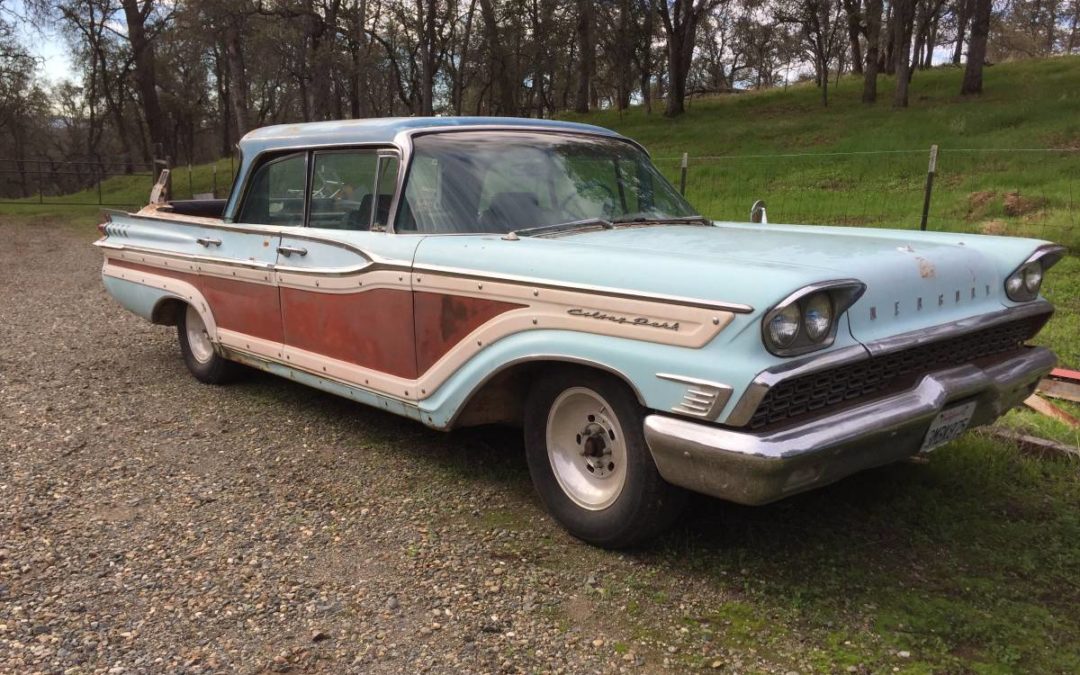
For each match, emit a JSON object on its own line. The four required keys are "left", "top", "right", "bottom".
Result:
{"left": 449, "top": 360, "right": 644, "bottom": 429}
{"left": 151, "top": 297, "right": 186, "bottom": 326}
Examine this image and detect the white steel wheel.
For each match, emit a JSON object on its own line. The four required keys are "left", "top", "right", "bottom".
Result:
{"left": 524, "top": 368, "right": 688, "bottom": 549}
{"left": 545, "top": 387, "right": 628, "bottom": 510}
{"left": 177, "top": 303, "right": 237, "bottom": 384}
{"left": 184, "top": 304, "right": 214, "bottom": 364}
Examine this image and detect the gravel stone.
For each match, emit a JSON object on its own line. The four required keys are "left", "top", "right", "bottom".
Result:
{"left": 0, "top": 219, "right": 806, "bottom": 674}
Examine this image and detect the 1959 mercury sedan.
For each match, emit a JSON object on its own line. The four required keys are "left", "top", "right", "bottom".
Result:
{"left": 97, "top": 117, "right": 1065, "bottom": 548}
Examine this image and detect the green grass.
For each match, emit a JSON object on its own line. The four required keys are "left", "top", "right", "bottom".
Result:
{"left": 0, "top": 157, "right": 237, "bottom": 226}
{"left": 564, "top": 56, "right": 1080, "bottom": 250}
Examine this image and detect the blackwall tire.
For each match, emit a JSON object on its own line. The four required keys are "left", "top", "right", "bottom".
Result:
{"left": 524, "top": 368, "right": 687, "bottom": 548}
{"left": 177, "top": 304, "right": 237, "bottom": 384}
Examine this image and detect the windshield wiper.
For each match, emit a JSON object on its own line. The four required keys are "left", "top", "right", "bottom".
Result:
{"left": 505, "top": 218, "right": 614, "bottom": 239}
{"left": 610, "top": 215, "right": 711, "bottom": 226}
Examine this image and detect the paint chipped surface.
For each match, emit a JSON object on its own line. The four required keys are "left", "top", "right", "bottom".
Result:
{"left": 917, "top": 257, "right": 936, "bottom": 279}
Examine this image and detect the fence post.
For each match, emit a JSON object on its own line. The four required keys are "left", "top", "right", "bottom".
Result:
{"left": 188, "top": 164, "right": 193, "bottom": 199}
{"left": 920, "top": 144, "right": 938, "bottom": 231}
{"left": 212, "top": 164, "right": 218, "bottom": 198}
{"left": 679, "top": 152, "right": 688, "bottom": 195}
{"left": 97, "top": 163, "right": 103, "bottom": 205}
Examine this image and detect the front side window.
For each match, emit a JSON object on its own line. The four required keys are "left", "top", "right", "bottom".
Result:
{"left": 397, "top": 131, "right": 697, "bottom": 234}
{"left": 237, "top": 153, "right": 307, "bottom": 226}
{"left": 309, "top": 150, "right": 381, "bottom": 230}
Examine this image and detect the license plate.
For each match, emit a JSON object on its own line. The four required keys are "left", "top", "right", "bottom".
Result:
{"left": 920, "top": 401, "right": 977, "bottom": 453}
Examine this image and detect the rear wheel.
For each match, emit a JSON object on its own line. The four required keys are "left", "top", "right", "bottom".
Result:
{"left": 524, "top": 368, "right": 687, "bottom": 548}
{"left": 178, "top": 304, "right": 237, "bottom": 384}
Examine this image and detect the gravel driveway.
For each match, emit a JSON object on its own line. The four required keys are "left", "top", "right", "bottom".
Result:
{"left": 3, "top": 219, "right": 797, "bottom": 674}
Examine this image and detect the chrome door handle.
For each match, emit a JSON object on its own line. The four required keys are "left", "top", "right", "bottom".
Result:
{"left": 196, "top": 237, "right": 222, "bottom": 247}
{"left": 277, "top": 245, "right": 308, "bottom": 257}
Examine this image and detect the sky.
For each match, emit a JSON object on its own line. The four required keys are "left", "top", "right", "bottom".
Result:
{"left": 8, "top": 0, "right": 76, "bottom": 84}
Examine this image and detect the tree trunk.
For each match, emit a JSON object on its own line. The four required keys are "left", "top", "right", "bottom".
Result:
{"left": 960, "top": 0, "right": 991, "bottom": 94}
{"left": 224, "top": 20, "right": 251, "bottom": 136}
{"left": 881, "top": 2, "right": 895, "bottom": 73}
{"left": 892, "top": 0, "right": 914, "bottom": 106}
{"left": 658, "top": 0, "right": 707, "bottom": 118}
{"left": 843, "top": 0, "right": 864, "bottom": 75}
{"left": 862, "top": 0, "right": 882, "bottom": 102}
{"left": 418, "top": 0, "right": 437, "bottom": 115}
{"left": 479, "top": 0, "right": 516, "bottom": 114}
{"left": 574, "top": 0, "right": 593, "bottom": 113}
{"left": 923, "top": 10, "right": 938, "bottom": 68}
{"left": 120, "top": 0, "right": 167, "bottom": 157}
{"left": 953, "top": 0, "right": 973, "bottom": 64}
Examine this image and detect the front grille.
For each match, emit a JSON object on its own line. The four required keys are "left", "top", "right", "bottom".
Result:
{"left": 748, "top": 314, "right": 1048, "bottom": 430}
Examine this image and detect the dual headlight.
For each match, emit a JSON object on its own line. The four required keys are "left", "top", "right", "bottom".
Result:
{"left": 1004, "top": 245, "right": 1065, "bottom": 302}
{"left": 762, "top": 281, "right": 866, "bottom": 357}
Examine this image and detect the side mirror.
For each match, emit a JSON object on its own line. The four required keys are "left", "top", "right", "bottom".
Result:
{"left": 750, "top": 200, "right": 767, "bottom": 224}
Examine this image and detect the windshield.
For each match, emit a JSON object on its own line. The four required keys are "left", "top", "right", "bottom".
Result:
{"left": 396, "top": 131, "right": 698, "bottom": 234}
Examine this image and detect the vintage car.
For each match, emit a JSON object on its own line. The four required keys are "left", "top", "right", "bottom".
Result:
{"left": 96, "top": 117, "right": 1064, "bottom": 547}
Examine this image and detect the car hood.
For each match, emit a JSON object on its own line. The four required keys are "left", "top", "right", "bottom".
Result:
{"left": 568, "top": 222, "right": 1047, "bottom": 343}
{"left": 413, "top": 222, "right": 1048, "bottom": 345}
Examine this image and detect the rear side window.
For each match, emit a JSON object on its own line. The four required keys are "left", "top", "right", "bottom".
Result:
{"left": 237, "top": 153, "right": 307, "bottom": 226}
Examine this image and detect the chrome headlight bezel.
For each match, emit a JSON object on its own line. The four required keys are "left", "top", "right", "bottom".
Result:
{"left": 1004, "top": 244, "right": 1066, "bottom": 302}
{"left": 761, "top": 280, "right": 866, "bottom": 357}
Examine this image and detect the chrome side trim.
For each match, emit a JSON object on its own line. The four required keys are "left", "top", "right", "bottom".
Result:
{"left": 863, "top": 299, "right": 1053, "bottom": 357}
{"left": 412, "top": 263, "right": 754, "bottom": 314}
{"left": 97, "top": 243, "right": 274, "bottom": 270}
{"left": 656, "top": 373, "right": 733, "bottom": 419}
{"left": 725, "top": 300, "right": 1054, "bottom": 427}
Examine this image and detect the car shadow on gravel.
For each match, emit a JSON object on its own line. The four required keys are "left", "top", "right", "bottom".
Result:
{"left": 228, "top": 367, "right": 1073, "bottom": 588}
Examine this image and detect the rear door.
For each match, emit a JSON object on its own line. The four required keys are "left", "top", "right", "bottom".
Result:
{"left": 274, "top": 148, "right": 424, "bottom": 401}
{"left": 185, "top": 151, "right": 309, "bottom": 356}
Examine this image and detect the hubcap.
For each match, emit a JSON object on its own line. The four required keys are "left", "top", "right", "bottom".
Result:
{"left": 545, "top": 387, "right": 627, "bottom": 510}
{"left": 185, "top": 305, "right": 214, "bottom": 364}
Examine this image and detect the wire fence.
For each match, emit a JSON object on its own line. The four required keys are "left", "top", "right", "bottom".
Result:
{"left": 653, "top": 147, "right": 1080, "bottom": 249}
{"left": 0, "top": 157, "right": 238, "bottom": 206}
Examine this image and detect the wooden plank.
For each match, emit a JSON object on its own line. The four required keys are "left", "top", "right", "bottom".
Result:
{"left": 1050, "top": 367, "right": 1080, "bottom": 382}
{"left": 1037, "top": 378, "right": 1080, "bottom": 404}
{"left": 1023, "top": 394, "right": 1080, "bottom": 428}
{"left": 986, "top": 428, "right": 1080, "bottom": 460}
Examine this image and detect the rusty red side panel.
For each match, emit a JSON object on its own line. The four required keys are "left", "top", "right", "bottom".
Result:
{"left": 281, "top": 287, "right": 419, "bottom": 379}
{"left": 413, "top": 291, "right": 525, "bottom": 373}
{"left": 111, "top": 260, "right": 283, "bottom": 343}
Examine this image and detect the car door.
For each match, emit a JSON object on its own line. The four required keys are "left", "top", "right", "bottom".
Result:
{"left": 185, "top": 151, "right": 308, "bottom": 357}
{"left": 274, "top": 148, "right": 424, "bottom": 401}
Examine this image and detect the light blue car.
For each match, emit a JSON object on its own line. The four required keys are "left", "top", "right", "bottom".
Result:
{"left": 96, "top": 117, "right": 1065, "bottom": 547}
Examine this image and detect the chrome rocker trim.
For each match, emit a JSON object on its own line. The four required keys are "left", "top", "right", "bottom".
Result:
{"left": 644, "top": 346, "right": 1056, "bottom": 506}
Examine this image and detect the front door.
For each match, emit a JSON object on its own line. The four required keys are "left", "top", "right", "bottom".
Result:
{"left": 274, "top": 148, "right": 423, "bottom": 401}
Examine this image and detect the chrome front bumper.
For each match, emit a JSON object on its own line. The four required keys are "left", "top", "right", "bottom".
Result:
{"left": 644, "top": 346, "right": 1057, "bottom": 505}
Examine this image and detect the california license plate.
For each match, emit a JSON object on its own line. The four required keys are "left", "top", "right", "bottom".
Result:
{"left": 920, "top": 401, "right": 977, "bottom": 453}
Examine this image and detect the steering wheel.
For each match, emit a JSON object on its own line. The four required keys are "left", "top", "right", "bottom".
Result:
{"left": 312, "top": 164, "right": 344, "bottom": 199}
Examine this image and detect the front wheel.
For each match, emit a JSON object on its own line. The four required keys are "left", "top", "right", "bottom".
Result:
{"left": 178, "top": 304, "right": 238, "bottom": 384}
{"left": 524, "top": 369, "right": 687, "bottom": 548}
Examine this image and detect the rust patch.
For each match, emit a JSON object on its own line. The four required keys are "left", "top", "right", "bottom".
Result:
{"left": 413, "top": 292, "right": 526, "bottom": 373}
{"left": 110, "top": 259, "right": 284, "bottom": 342}
{"left": 281, "top": 287, "right": 418, "bottom": 378}
{"left": 916, "top": 257, "right": 936, "bottom": 279}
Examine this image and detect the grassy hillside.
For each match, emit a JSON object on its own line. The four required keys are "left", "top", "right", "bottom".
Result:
{"left": 564, "top": 55, "right": 1080, "bottom": 249}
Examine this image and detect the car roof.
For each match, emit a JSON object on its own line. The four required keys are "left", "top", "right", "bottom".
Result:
{"left": 238, "top": 116, "right": 625, "bottom": 155}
